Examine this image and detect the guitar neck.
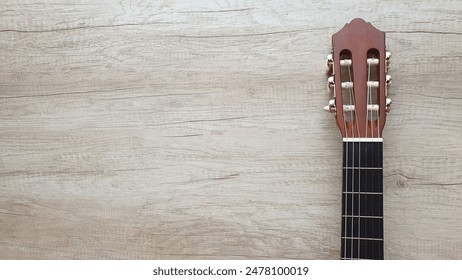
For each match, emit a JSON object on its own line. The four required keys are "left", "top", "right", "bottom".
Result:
{"left": 341, "top": 139, "right": 384, "bottom": 260}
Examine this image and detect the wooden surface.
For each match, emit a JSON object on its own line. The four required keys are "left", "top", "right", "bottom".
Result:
{"left": 0, "top": 0, "right": 461, "bottom": 259}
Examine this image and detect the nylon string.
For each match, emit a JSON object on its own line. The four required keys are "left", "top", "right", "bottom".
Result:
{"left": 348, "top": 62, "right": 362, "bottom": 258}
{"left": 341, "top": 61, "right": 361, "bottom": 259}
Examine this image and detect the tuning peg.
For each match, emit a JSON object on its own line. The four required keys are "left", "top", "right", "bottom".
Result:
{"left": 323, "top": 99, "right": 336, "bottom": 113}
{"left": 327, "top": 53, "right": 333, "bottom": 67}
{"left": 326, "top": 53, "right": 334, "bottom": 76}
{"left": 386, "top": 75, "right": 392, "bottom": 87}
{"left": 386, "top": 98, "right": 392, "bottom": 113}
{"left": 327, "top": 76, "right": 335, "bottom": 90}
{"left": 385, "top": 51, "right": 391, "bottom": 65}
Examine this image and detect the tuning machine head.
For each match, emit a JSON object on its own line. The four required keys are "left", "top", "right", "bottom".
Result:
{"left": 385, "top": 51, "right": 391, "bottom": 73}
{"left": 327, "top": 76, "right": 335, "bottom": 90}
{"left": 386, "top": 98, "right": 392, "bottom": 113}
{"left": 323, "top": 99, "right": 336, "bottom": 114}
{"left": 327, "top": 53, "right": 333, "bottom": 66}
{"left": 386, "top": 74, "right": 392, "bottom": 88}
{"left": 326, "top": 53, "right": 335, "bottom": 93}
{"left": 326, "top": 53, "right": 333, "bottom": 76}
{"left": 385, "top": 51, "right": 391, "bottom": 63}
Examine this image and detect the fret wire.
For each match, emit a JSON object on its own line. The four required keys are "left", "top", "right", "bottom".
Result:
{"left": 341, "top": 237, "right": 383, "bottom": 241}
{"left": 342, "top": 215, "right": 383, "bottom": 219}
{"left": 342, "top": 167, "right": 383, "bottom": 170}
{"left": 341, "top": 257, "right": 380, "bottom": 260}
{"left": 343, "top": 191, "right": 383, "bottom": 194}
{"left": 342, "top": 138, "right": 383, "bottom": 142}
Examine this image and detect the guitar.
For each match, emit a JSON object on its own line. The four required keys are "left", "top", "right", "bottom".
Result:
{"left": 324, "top": 18, "right": 392, "bottom": 260}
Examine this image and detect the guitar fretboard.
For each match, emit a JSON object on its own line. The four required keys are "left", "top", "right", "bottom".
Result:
{"left": 341, "top": 140, "right": 384, "bottom": 260}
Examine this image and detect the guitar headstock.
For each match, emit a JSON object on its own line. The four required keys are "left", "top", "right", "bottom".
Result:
{"left": 324, "top": 18, "right": 392, "bottom": 139}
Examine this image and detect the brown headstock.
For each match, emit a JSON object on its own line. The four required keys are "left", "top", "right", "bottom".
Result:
{"left": 324, "top": 18, "right": 392, "bottom": 139}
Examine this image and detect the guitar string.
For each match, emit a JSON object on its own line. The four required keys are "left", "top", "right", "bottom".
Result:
{"left": 342, "top": 60, "right": 355, "bottom": 259}
{"left": 342, "top": 55, "right": 361, "bottom": 259}
{"left": 378, "top": 53, "right": 381, "bottom": 139}
{"left": 346, "top": 63, "right": 354, "bottom": 259}
{"left": 369, "top": 55, "right": 381, "bottom": 257}
{"left": 348, "top": 61, "right": 361, "bottom": 258}
{"left": 379, "top": 53, "right": 383, "bottom": 257}
{"left": 342, "top": 59, "right": 349, "bottom": 260}
{"left": 340, "top": 54, "right": 351, "bottom": 260}
{"left": 377, "top": 54, "right": 382, "bottom": 257}
{"left": 356, "top": 58, "right": 365, "bottom": 258}
{"left": 347, "top": 61, "right": 361, "bottom": 258}
{"left": 377, "top": 55, "right": 381, "bottom": 138}
{"left": 364, "top": 56, "right": 373, "bottom": 257}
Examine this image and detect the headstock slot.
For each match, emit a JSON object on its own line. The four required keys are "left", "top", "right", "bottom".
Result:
{"left": 339, "top": 50, "right": 355, "bottom": 124}
{"left": 366, "top": 49, "right": 381, "bottom": 137}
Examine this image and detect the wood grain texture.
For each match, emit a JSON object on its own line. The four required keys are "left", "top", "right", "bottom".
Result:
{"left": 0, "top": 0, "right": 461, "bottom": 259}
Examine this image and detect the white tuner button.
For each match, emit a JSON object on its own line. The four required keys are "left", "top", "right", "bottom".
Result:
{"left": 323, "top": 99, "right": 336, "bottom": 113}
{"left": 386, "top": 98, "right": 392, "bottom": 113}
{"left": 386, "top": 75, "right": 392, "bottom": 88}
{"left": 327, "top": 53, "right": 333, "bottom": 66}
{"left": 327, "top": 76, "right": 335, "bottom": 89}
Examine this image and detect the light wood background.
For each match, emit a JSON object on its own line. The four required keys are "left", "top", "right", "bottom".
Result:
{"left": 1, "top": 0, "right": 461, "bottom": 259}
